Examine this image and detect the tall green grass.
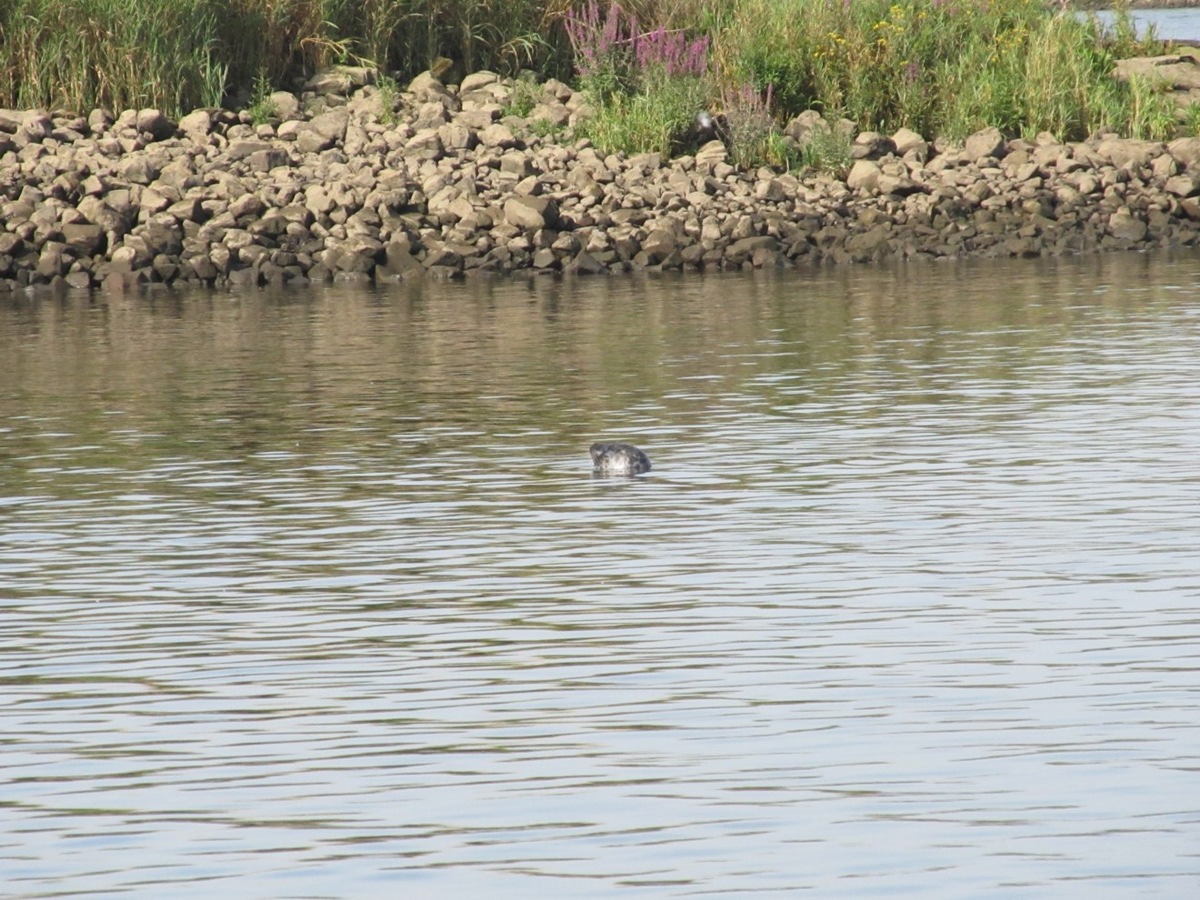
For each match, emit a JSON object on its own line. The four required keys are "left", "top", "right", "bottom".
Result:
{"left": 0, "top": 0, "right": 227, "bottom": 115}
{"left": 0, "top": 0, "right": 1182, "bottom": 147}
{"left": 715, "top": 0, "right": 1172, "bottom": 141}
{"left": 0, "top": 0, "right": 572, "bottom": 116}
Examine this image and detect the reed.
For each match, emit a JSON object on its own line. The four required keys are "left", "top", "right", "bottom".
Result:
{"left": 715, "top": 0, "right": 1171, "bottom": 141}
{"left": 0, "top": 0, "right": 227, "bottom": 115}
{"left": 0, "top": 0, "right": 573, "bottom": 116}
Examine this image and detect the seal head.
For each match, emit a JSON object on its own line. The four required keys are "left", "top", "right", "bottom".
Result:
{"left": 590, "top": 442, "right": 651, "bottom": 477}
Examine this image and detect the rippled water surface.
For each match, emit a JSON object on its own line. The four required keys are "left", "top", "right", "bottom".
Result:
{"left": 1093, "top": 7, "right": 1200, "bottom": 41}
{"left": 4, "top": 253, "right": 1200, "bottom": 897}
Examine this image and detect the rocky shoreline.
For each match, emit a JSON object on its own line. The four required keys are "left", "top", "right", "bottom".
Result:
{"left": 4, "top": 66, "right": 1200, "bottom": 295}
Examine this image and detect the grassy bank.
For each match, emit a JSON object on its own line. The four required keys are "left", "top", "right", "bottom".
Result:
{"left": 0, "top": 1, "right": 1179, "bottom": 156}
{"left": 0, "top": 0, "right": 572, "bottom": 116}
{"left": 573, "top": 0, "right": 1174, "bottom": 162}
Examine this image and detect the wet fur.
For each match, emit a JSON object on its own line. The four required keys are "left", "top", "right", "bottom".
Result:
{"left": 590, "top": 442, "right": 651, "bottom": 477}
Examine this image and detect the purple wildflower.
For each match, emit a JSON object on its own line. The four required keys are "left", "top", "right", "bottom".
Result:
{"left": 564, "top": 0, "right": 708, "bottom": 83}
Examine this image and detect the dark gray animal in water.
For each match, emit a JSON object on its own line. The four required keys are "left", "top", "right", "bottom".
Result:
{"left": 590, "top": 442, "right": 652, "bottom": 477}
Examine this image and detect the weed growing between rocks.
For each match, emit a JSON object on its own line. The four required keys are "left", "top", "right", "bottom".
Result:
{"left": 376, "top": 73, "right": 401, "bottom": 126}
{"left": 503, "top": 77, "right": 543, "bottom": 118}
{"left": 247, "top": 69, "right": 279, "bottom": 126}
{"left": 1186, "top": 102, "right": 1200, "bottom": 138}
{"left": 721, "top": 82, "right": 794, "bottom": 169}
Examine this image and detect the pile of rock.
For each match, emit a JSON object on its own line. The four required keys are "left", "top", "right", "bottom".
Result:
{"left": 4, "top": 65, "right": 1200, "bottom": 294}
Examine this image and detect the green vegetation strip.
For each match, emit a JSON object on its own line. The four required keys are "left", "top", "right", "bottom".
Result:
{"left": 0, "top": 0, "right": 1184, "bottom": 158}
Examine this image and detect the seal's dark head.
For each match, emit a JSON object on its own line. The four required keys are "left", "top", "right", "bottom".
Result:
{"left": 590, "top": 442, "right": 651, "bottom": 477}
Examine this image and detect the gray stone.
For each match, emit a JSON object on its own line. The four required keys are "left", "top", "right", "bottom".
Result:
{"left": 229, "top": 193, "right": 267, "bottom": 220}
{"left": 305, "top": 185, "right": 335, "bottom": 215}
{"left": 438, "top": 122, "right": 476, "bottom": 150}
{"left": 1166, "top": 173, "right": 1200, "bottom": 197}
{"left": 846, "top": 226, "right": 892, "bottom": 260}
{"left": 503, "top": 195, "right": 559, "bottom": 230}
{"left": 178, "top": 109, "right": 211, "bottom": 135}
{"left": 852, "top": 132, "right": 896, "bottom": 160}
{"left": 406, "top": 128, "right": 444, "bottom": 161}
{"left": 499, "top": 152, "right": 533, "bottom": 177}
{"left": 892, "top": 127, "right": 928, "bottom": 161}
{"left": 1167, "top": 136, "right": 1200, "bottom": 169}
{"left": 17, "top": 112, "right": 52, "bottom": 142}
{"left": 1107, "top": 208, "right": 1147, "bottom": 242}
{"left": 139, "top": 187, "right": 171, "bottom": 213}
{"left": 846, "top": 159, "right": 881, "bottom": 193}
{"left": 227, "top": 139, "right": 275, "bottom": 161}
{"left": 168, "top": 198, "right": 203, "bottom": 222}
{"left": 565, "top": 249, "right": 606, "bottom": 274}
{"left": 61, "top": 223, "right": 105, "bottom": 255}
{"left": 529, "top": 102, "right": 570, "bottom": 127}
{"left": 415, "top": 101, "right": 450, "bottom": 129}
{"left": 1096, "top": 138, "right": 1161, "bottom": 170}
{"left": 380, "top": 237, "right": 423, "bottom": 279}
{"left": 695, "top": 140, "right": 727, "bottom": 169}
{"left": 77, "top": 196, "right": 132, "bottom": 234}
{"left": 726, "top": 235, "right": 777, "bottom": 266}
{"left": 408, "top": 71, "right": 451, "bottom": 100}
{"left": 136, "top": 109, "right": 175, "bottom": 141}
{"left": 785, "top": 110, "right": 827, "bottom": 144}
{"left": 639, "top": 228, "right": 677, "bottom": 264}
{"left": 269, "top": 91, "right": 301, "bottom": 120}
{"left": 301, "top": 107, "right": 348, "bottom": 144}
{"left": 480, "top": 123, "right": 517, "bottom": 148}
{"left": 249, "top": 148, "right": 290, "bottom": 172}
{"left": 460, "top": 71, "right": 500, "bottom": 93}
{"left": 1113, "top": 52, "right": 1200, "bottom": 99}
{"left": 118, "top": 155, "right": 162, "bottom": 184}
{"left": 457, "top": 107, "right": 500, "bottom": 130}
{"left": 305, "top": 66, "right": 374, "bottom": 96}
{"left": 963, "top": 127, "right": 1006, "bottom": 163}
{"left": 36, "top": 243, "right": 67, "bottom": 278}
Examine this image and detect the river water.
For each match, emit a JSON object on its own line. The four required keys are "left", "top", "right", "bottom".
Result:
{"left": 3, "top": 252, "right": 1200, "bottom": 897}
{"left": 1095, "top": 6, "right": 1200, "bottom": 41}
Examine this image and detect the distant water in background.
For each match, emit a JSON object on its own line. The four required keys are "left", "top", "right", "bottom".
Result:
{"left": 1092, "top": 6, "right": 1200, "bottom": 40}
{"left": 3, "top": 251, "right": 1200, "bottom": 897}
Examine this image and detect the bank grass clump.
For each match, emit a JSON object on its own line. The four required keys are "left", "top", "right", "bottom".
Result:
{"left": 721, "top": 81, "right": 802, "bottom": 169}
{"left": 376, "top": 71, "right": 401, "bottom": 126}
{"left": 246, "top": 68, "right": 280, "bottom": 126}
{"left": 0, "top": 0, "right": 573, "bottom": 117}
{"left": 503, "top": 75, "right": 543, "bottom": 118}
{"left": 0, "top": 0, "right": 228, "bottom": 116}
{"left": 567, "top": 0, "right": 714, "bottom": 157}
{"left": 797, "top": 120, "right": 854, "bottom": 176}
{"left": 717, "top": 0, "right": 1170, "bottom": 141}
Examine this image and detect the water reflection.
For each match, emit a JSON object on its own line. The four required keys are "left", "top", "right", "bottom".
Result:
{"left": 3, "top": 252, "right": 1200, "bottom": 896}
